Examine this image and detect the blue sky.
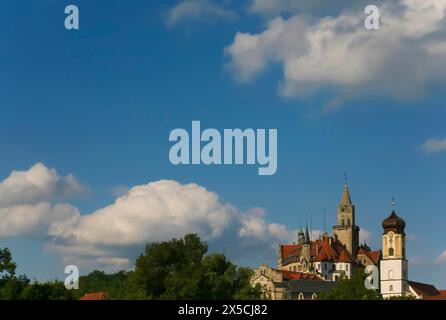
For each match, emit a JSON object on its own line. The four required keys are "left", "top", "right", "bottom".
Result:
{"left": 1, "top": 0, "right": 445, "bottom": 288}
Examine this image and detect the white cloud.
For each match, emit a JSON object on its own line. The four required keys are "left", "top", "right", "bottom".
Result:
{"left": 249, "top": 0, "right": 386, "bottom": 16}
{"left": 0, "top": 163, "right": 85, "bottom": 237}
{"left": 0, "top": 163, "right": 292, "bottom": 271}
{"left": 0, "top": 162, "right": 86, "bottom": 207}
{"left": 434, "top": 249, "right": 446, "bottom": 265}
{"left": 46, "top": 181, "right": 301, "bottom": 271}
{"left": 0, "top": 203, "right": 79, "bottom": 237}
{"left": 226, "top": 0, "right": 446, "bottom": 109}
{"left": 239, "top": 207, "right": 295, "bottom": 242}
{"left": 49, "top": 180, "right": 235, "bottom": 247}
{"left": 167, "top": 0, "right": 238, "bottom": 26}
{"left": 420, "top": 137, "right": 446, "bottom": 154}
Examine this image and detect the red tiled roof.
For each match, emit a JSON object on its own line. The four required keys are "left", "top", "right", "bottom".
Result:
{"left": 408, "top": 281, "right": 440, "bottom": 299}
{"left": 275, "top": 269, "right": 323, "bottom": 281}
{"left": 358, "top": 247, "right": 381, "bottom": 264}
{"left": 80, "top": 292, "right": 106, "bottom": 300}
{"left": 338, "top": 249, "right": 351, "bottom": 263}
{"left": 314, "top": 236, "right": 338, "bottom": 262}
{"left": 282, "top": 244, "right": 300, "bottom": 258}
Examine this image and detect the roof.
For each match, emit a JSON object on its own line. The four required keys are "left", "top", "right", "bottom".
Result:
{"left": 337, "top": 249, "right": 351, "bottom": 263}
{"left": 314, "top": 236, "right": 339, "bottom": 262}
{"left": 276, "top": 269, "right": 323, "bottom": 281}
{"left": 382, "top": 210, "right": 406, "bottom": 233}
{"left": 408, "top": 281, "right": 443, "bottom": 299}
{"left": 340, "top": 184, "right": 352, "bottom": 205}
{"left": 282, "top": 235, "right": 356, "bottom": 264}
{"left": 358, "top": 247, "right": 381, "bottom": 264}
{"left": 80, "top": 292, "right": 106, "bottom": 300}
{"left": 286, "top": 279, "right": 339, "bottom": 293}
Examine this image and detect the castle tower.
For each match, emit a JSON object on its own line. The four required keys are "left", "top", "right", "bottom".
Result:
{"left": 301, "top": 224, "right": 311, "bottom": 264}
{"left": 332, "top": 181, "right": 360, "bottom": 257}
{"left": 297, "top": 227, "right": 305, "bottom": 245}
{"left": 380, "top": 206, "right": 408, "bottom": 298}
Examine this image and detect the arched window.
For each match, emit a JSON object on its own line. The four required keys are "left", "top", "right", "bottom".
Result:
{"left": 298, "top": 293, "right": 304, "bottom": 300}
{"left": 312, "top": 293, "right": 317, "bottom": 300}
{"left": 389, "top": 270, "right": 394, "bottom": 280}
{"left": 389, "top": 247, "right": 394, "bottom": 256}
{"left": 389, "top": 285, "right": 393, "bottom": 292}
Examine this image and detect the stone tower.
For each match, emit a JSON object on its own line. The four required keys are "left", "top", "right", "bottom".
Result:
{"left": 332, "top": 182, "right": 360, "bottom": 257}
{"left": 301, "top": 224, "right": 311, "bottom": 263}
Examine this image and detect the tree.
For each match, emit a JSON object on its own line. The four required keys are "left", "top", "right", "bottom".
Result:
{"left": 317, "top": 271, "right": 381, "bottom": 300}
{"left": 0, "top": 248, "right": 16, "bottom": 279}
{"left": 0, "top": 247, "right": 78, "bottom": 300}
{"left": 133, "top": 233, "right": 207, "bottom": 299}
{"left": 133, "top": 234, "right": 261, "bottom": 300}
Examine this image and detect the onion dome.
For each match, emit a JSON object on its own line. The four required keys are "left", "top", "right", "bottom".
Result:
{"left": 382, "top": 210, "right": 406, "bottom": 234}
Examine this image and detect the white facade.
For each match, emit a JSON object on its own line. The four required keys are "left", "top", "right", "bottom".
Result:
{"left": 380, "top": 258, "right": 408, "bottom": 298}
{"left": 334, "top": 262, "right": 352, "bottom": 279}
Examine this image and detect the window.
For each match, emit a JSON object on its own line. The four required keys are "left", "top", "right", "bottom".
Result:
{"left": 298, "top": 293, "right": 304, "bottom": 300}
{"left": 342, "top": 219, "right": 345, "bottom": 226}
{"left": 389, "top": 285, "right": 393, "bottom": 292}
{"left": 346, "top": 264, "right": 349, "bottom": 271}
{"left": 348, "top": 219, "right": 351, "bottom": 226}
{"left": 389, "top": 248, "right": 394, "bottom": 256}
{"left": 312, "top": 293, "right": 317, "bottom": 300}
{"left": 389, "top": 270, "right": 394, "bottom": 280}
{"left": 324, "top": 264, "right": 327, "bottom": 271}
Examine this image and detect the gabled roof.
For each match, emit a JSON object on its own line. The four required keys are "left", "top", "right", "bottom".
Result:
{"left": 408, "top": 281, "right": 440, "bottom": 298}
{"left": 358, "top": 247, "right": 381, "bottom": 264}
{"left": 337, "top": 249, "right": 351, "bottom": 263}
{"left": 276, "top": 269, "right": 323, "bottom": 281}
{"left": 80, "top": 292, "right": 106, "bottom": 300}
{"left": 314, "top": 236, "right": 338, "bottom": 262}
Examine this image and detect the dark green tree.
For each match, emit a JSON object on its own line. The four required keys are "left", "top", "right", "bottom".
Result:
{"left": 133, "top": 234, "right": 261, "bottom": 300}
{"left": 0, "top": 248, "right": 16, "bottom": 279}
{"left": 318, "top": 271, "right": 381, "bottom": 300}
{"left": 133, "top": 233, "right": 207, "bottom": 299}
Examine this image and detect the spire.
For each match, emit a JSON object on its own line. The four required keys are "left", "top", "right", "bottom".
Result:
{"left": 340, "top": 179, "right": 352, "bottom": 205}
{"left": 304, "top": 224, "right": 311, "bottom": 244}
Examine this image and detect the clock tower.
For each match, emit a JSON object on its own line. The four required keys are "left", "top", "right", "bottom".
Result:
{"left": 380, "top": 207, "right": 408, "bottom": 298}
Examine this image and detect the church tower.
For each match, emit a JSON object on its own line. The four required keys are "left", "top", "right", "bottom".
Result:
{"left": 380, "top": 206, "right": 408, "bottom": 298}
{"left": 332, "top": 181, "right": 360, "bottom": 257}
{"left": 301, "top": 224, "right": 311, "bottom": 264}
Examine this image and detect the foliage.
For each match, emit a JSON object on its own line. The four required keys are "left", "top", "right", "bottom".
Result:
{"left": 317, "top": 271, "right": 381, "bottom": 300}
{"left": 133, "top": 234, "right": 261, "bottom": 300}
{"left": 0, "top": 234, "right": 261, "bottom": 300}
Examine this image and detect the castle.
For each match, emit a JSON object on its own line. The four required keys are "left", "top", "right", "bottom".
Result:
{"left": 251, "top": 181, "right": 446, "bottom": 300}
